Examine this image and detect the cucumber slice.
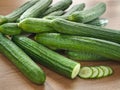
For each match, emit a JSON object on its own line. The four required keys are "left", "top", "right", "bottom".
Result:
{"left": 106, "top": 66, "right": 113, "bottom": 75}
{"left": 100, "top": 66, "right": 109, "bottom": 77}
{"left": 96, "top": 66, "right": 104, "bottom": 78}
{"left": 90, "top": 67, "right": 99, "bottom": 78}
{"left": 79, "top": 67, "right": 93, "bottom": 79}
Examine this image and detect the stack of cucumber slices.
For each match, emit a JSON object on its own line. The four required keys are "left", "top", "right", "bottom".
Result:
{"left": 79, "top": 66, "right": 113, "bottom": 79}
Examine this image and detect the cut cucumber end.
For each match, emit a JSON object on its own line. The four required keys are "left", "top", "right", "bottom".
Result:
{"left": 71, "top": 63, "right": 80, "bottom": 79}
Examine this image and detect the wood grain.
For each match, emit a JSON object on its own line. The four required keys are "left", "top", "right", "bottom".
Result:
{"left": 0, "top": 0, "right": 120, "bottom": 90}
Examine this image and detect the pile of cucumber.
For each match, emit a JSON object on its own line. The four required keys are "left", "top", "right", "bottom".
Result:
{"left": 0, "top": 0, "right": 118, "bottom": 84}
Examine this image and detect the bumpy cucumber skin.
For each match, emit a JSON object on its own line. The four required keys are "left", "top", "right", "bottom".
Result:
{"left": 63, "top": 3, "right": 85, "bottom": 16}
{"left": 86, "top": 18, "right": 109, "bottom": 26}
{"left": 52, "top": 18, "right": 120, "bottom": 44}
{"left": 68, "top": 2, "right": 106, "bottom": 23}
{"left": 0, "top": 23, "right": 21, "bottom": 35}
{"left": 0, "top": 33, "right": 46, "bottom": 84}
{"left": 42, "top": 0, "right": 72, "bottom": 16}
{"left": 19, "top": 18, "right": 55, "bottom": 33}
{"left": 12, "top": 35, "right": 80, "bottom": 79}
{"left": 35, "top": 33, "right": 120, "bottom": 61}
{"left": 19, "top": 0, "right": 52, "bottom": 21}
{"left": 5, "top": 0, "right": 40, "bottom": 22}
{"left": 66, "top": 51, "right": 106, "bottom": 61}
{"left": 45, "top": 10, "right": 64, "bottom": 16}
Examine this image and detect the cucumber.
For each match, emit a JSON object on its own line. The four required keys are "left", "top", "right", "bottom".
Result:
{"left": 0, "top": 0, "right": 40, "bottom": 24}
{"left": 90, "top": 67, "right": 99, "bottom": 78}
{"left": 0, "top": 33, "right": 46, "bottom": 84}
{"left": 79, "top": 67, "right": 93, "bottom": 79}
{"left": 35, "top": 33, "right": 120, "bottom": 61}
{"left": 68, "top": 2, "right": 106, "bottom": 23}
{"left": 0, "top": 23, "right": 22, "bottom": 35}
{"left": 52, "top": 18, "right": 120, "bottom": 44}
{"left": 107, "top": 66, "right": 113, "bottom": 75}
{"left": 62, "top": 3, "right": 85, "bottom": 17}
{"left": 12, "top": 35, "right": 80, "bottom": 79}
{"left": 41, "top": 0, "right": 72, "bottom": 16}
{"left": 86, "top": 18, "right": 109, "bottom": 26}
{"left": 66, "top": 51, "right": 106, "bottom": 61}
{"left": 19, "top": 18, "right": 55, "bottom": 33}
{"left": 100, "top": 66, "right": 110, "bottom": 77}
{"left": 19, "top": 0, "right": 52, "bottom": 21}
{"left": 44, "top": 3, "right": 85, "bottom": 20}
{"left": 96, "top": 66, "right": 104, "bottom": 78}
{"left": 45, "top": 10, "right": 64, "bottom": 16}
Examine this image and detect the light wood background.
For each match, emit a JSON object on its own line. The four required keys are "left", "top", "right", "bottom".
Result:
{"left": 0, "top": 0, "right": 120, "bottom": 90}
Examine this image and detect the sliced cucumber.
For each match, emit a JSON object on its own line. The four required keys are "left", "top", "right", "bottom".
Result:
{"left": 96, "top": 66, "right": 104, "bottom": 78}
{"left": 107, "top": 66, "right": 113, "bottom": 75}
{"left": 79, "top": 67, "right": 93, "bottom": 79}
{"left": 100, "top": 66, "right": 109, "bottom": 77}
{"left": 90, "top": 67, "right": 99, "bottom": 78}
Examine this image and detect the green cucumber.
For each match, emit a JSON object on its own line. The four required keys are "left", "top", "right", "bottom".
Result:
{"left": 19, "top": 18, "right": 55, "bottom": 33}
{"left": 52, "top": 18, "right": 120, "bottom": 44}
{"left": 63, "top": 3, "right": 85, "bottom": 17}
{"left": 12, "top": 35, "right": 80, "bottom": 79}
{"left": 66, "top": 51, "right": 106, "bottom": 61}
{"left": 96, "top": 66, "right": 104, "bottom": 78}
{"left": 19, "top": 0, "right": 52, "bottom": 21}
{"left": 107, "top": 66, "right": 113, "bottom": 75}
{"left": 68, "top": 2, "right": 106, "bottom": 23}
{"left": 35, "top": 33, "right": 120, "bottom": 61}
{"left": 44, "top": 3, "right": 85, "bottom": 20}
{"left": 100, "top": 66, "right": 110, "bottom": 77}
{"left": 41, "top": 0, "right": 72, "bottom": 16}
{"left": 79, "top": 67, "right": 93, "bottom": 79}
{"left": 90, "top": 67, "right": 99, "bottom": 78}
{"left": 0, "top": 33, "right": 46, "bottom": 84}
{"left": 0, "top": 23, "right": 22, "bottom": 35}
{"left": 0, "top": 0, "right": 40, "bottom": 24}
{"left": 45, "top": 10, "right": 64, "bottom": 16}
{"left": 86, "top": 18, "right": 109, "bottom": 26}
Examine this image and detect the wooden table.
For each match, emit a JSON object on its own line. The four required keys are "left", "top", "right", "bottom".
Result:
{"left": 0, "top": 0, "right": 120, "bottom": 90}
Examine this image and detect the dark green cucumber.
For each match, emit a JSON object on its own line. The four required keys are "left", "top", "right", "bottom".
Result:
{"left": 41, "top": 0, "right": 72, "bottom": 16}
{"left": 63, "top": 3, "right": 85, "bottom": 17}
{"left": 52, "top": 18, "right": 120, "bottom": 44}
{"left": 0, "top": 33, "right": 45, "bottom": 84}
{"left": 66, "top": 51, "right": 106, "bottom": 61}
{"left": 12, "top": 35, "right": 80, "bottom": 79}
{"left": 68, "top": 2, "right": 106, "bottom": 23}
{"left": 44, "top": 3, "right": 85, "bottom": 20}
{"left": 19, "top": 18, "right": 55, "bottom": 33}
{"left": 19, "top": 0, "right": 52, "bottom": 21}
{"left": 0, "top": 23, "right": 22, "bottom": 35}
{"left": 0, "top": 0, "right": 40, "bottom": 24}
{"left": 35, "top": 33, "right": 120, "bottom": 61}
{"left": 45, "top": 10, "right": 64, "bottom": 16}
{"left": 86, "top": 18, "right": 109, "bottom": 26}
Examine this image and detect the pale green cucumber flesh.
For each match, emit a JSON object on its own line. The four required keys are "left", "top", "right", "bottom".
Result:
{"left": 96, "top": 67, "right": 104, "bottom": 78}
{"left": 90, "top": 67, "right": 99, "bottom": 78}
{"left": 79, "top": 67, "right": 93, "bottom": 79}
{"left": 100, "top": 66, "right": 110, "bottom": 77}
